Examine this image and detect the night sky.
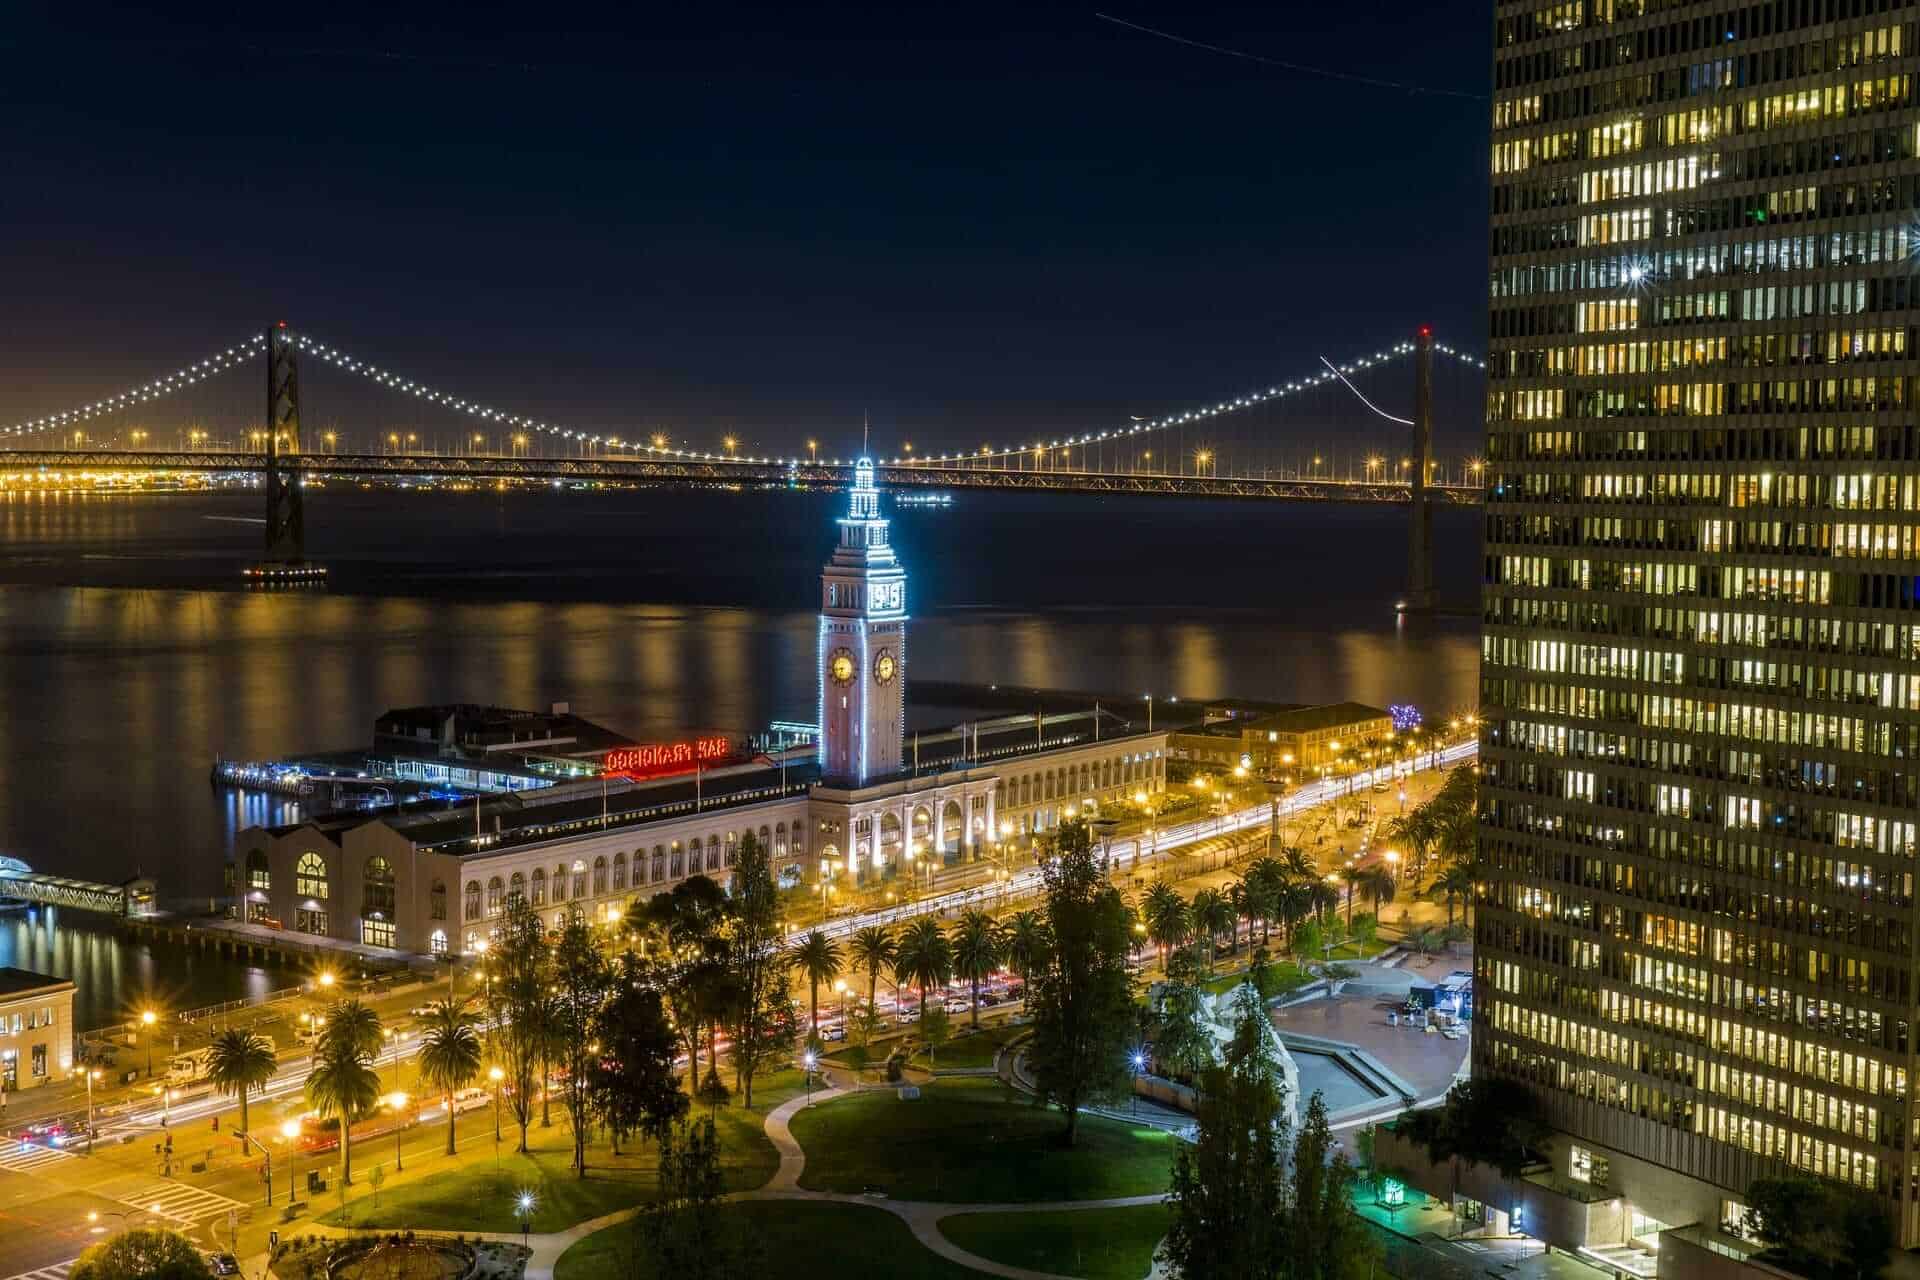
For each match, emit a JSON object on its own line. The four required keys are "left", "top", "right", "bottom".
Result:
{"left": 2, "top": 2, "right": 1492, "bottom": 455}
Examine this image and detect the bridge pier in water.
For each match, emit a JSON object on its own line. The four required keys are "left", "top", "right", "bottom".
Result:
{"left": 1399, "top": 326, "right": 1436, "bottom": 614}
{"left": 247, "top": 323, "right": 326, "bottom": 583}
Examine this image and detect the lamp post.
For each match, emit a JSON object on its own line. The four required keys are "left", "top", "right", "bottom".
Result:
{"left": 489, "top": 1065, "right": 504, "bottom": 1147}
{"left": 82, "top": 1068, "right": 101, "bottom": 1148}
{"left": 802, "top": 1050, "right": 817, "bottom": 1107}
{"left": 387, "top": 1091, "right": 409, "bottom": 1171}
{"left": 141, "top": 1009, "right": 157, "bottom": 1078}
{"left": 281, "top": 1119, "right": 301, "bottom": 1205}
{"left": 1129, "top": 1051, "right": 1145, "bottom": 1116}
{"left": 517, "top": 1191, "right": 536, "bottom": 1245}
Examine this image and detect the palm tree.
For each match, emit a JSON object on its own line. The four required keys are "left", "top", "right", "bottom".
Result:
{"left": 416, "top": 998, "right": 483, "bottom": 1156}
{"left": 1141, "top": 882, "right": 1189, "bottom": 966}
{"left": 1226, "top": 880, "right": 1252, "bottom": 956}
{"left": 1429, "top": 861, "right": 1477, "bottom": 927}
{"left": 1340, "top": 866, "right": 1368, "bottom": 928}
{"left": 790, "top": 930, "right": 844, "bottom": 1037}
{"left": 1383, "top": 810, "right": 1438, "bottom": 880}
{"left": 1190, "top": 889, "right": 1235, "bottom": 974}
{"left": 204, "top": 1029, "right": 275, "bottom": 1137}
{"left": 949, "top": 911, "right": 1002, "bottom": 1028}
{"left": 306, "top": 1032, "right": 381, "bottom": 1187}
{"left": 1361, "top": 865, "right": 1398, "bottom": 917}
{"left": 318, "top": 997, "right": 383, "bottom": 1061}
{"left": 998, "top": 910, "right": 1049, "bottom": 993}
{"left": 848, "top": 925, "right": 897, "bottom": 1014}
{"left": 894, "top": 918, "right": 952, "bottom": 1021}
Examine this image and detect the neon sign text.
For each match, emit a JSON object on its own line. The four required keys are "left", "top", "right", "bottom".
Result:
{"left": 604, "top": 737, "right": 733, "bottom": 778}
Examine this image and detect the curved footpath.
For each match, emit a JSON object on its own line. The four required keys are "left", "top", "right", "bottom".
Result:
{"left": 244, "top": 1075, "right": 1169, "bottom": 1280}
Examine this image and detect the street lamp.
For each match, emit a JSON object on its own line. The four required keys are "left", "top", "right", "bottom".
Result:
{"left": 489, "top": 1066, "right": 504, "bottom": 1144}
{"left": 387, "top": 1091, "right": 409, "bottom": 1171}
{"left": 802, "top": 1050, "right": 817, "bottom": 1107}
{"left": 516, "top": 1190, "right": 536, "bottom": 1245}
{"left": 141, "top": 1009, "right": 158, "bottom": 1078}
{"left": 81, "top": 1068, "right": 101, "bottom": 1149}
{"left": 1129, "top": 1051, "right": 1145, "bottom": 1115}
{"left": 281, "top": 1119, "right": 302, "bottom": 1205}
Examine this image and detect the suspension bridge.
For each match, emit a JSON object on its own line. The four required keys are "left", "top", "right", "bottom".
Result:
{"left": 1, "top": 323, "right": 1487, "bottom": 609}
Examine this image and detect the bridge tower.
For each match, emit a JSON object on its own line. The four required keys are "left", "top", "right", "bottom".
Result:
{"left": 1401, "top": 326, "right": 1436, "bottom": 613}
{"left": 250, "top": 323, "right": 324, "bottom": 581}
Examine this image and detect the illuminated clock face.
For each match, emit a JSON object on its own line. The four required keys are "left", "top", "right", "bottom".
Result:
{"left": 874, "top": 650, "right": 897, "bottom": 684}
{"left": 829, "top": 648, "right": 856, "bottom": 685}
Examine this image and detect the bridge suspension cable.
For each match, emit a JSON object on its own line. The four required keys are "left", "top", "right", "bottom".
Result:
{"left": 293, "top": 333, "right": 581, "bottom": 444}
{"left": 5, "top": 333, "right": 267, "bottom": 439}
{"left": 898, "top": 339, "right": 1484, "bottom": 467}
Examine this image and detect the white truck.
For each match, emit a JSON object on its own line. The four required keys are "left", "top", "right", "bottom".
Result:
{"left": 164, "top": 1047, "right": 216, "bottom": 1088}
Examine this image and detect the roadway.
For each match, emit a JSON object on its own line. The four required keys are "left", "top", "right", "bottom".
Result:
{"left": 0, "top": 449, "right": 1486, "bottom": 506}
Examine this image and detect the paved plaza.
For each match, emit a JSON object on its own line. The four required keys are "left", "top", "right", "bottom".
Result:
{"left": 1271, "top": 986, "right": 1471, "bottom": 1104}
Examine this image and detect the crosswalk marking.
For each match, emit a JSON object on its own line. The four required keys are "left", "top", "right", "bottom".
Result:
{"left": 0, "top": 1137, "right": 72, "bottom": 1173}
{"left": 3, "top": 1260, "right": 74, "bottom": 1280}
{"left": 119, "top": 1180, "right": 249, "bottom": 1224}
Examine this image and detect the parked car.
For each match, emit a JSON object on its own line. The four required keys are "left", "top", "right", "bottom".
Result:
{"left": 205, "top": 1255, "right": 240, "bottom": 1277}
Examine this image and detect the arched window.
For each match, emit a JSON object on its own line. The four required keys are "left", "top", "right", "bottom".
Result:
{"left": 245, "top": 849, "right": 270, "bottom": 892}
{"left": 652, "top": 846, "right": 667, "bottom": 882}
{"left": 464, "top": 881, "right": 482, "bottom": 921}
{"left": 612, "top": 852, "right": 627, "bottom": 891}
{"left": 670, "top": 844, "right": 685, "bottom": 879}
{"left": 486, "top": 876, "right": 505, "bottom": 916}
{"left": 552, "top": 864, "right": 568, "bottom": 902}
{"left": 531, "top": 867, "right": 547, "bottom": 905}
{"left": 572, "top": 860, "right": 588, "bottom": 898}
{"left": 707, "top": 836, "right": 723, "bottom": 872}
{"left": 465, "top": 930, "right": 480, "bottom": 952}
{"left": 509, "top": 871, "right": 526, "bottom": 903}
{"left": 295, "top": 853, "right": 329, "bottom": 900}
{"left": 362, "top": 856, "right": 395, "bottom": 918}
{"left": 429, "top": 929, "right": 448, "bottom": 955}
{"left": 429, "top": 879, "right": 447, "bottom": 921}
{"left": 593, "top": 856, "right": 608, "bottom": 895}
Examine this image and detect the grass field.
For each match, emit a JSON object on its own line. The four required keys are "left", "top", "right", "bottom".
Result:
{"left": 789, "top": 1077, "right": 1173, "bottom": 1203}
{"left": 322, "top": 1070, "right": 806, "bottom": 1232}
{"left": 554, "top": 1201, "right": 991, "bottom": 1280}
{"left": 939, "top": 1204, "right": 1172, "bottom": 1280}
{"left": 911, "top": 1022, "right": 1024, "bottom": 1071}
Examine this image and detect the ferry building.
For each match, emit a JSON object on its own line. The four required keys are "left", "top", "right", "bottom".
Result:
{"left": 236, "top": 460, "right": 1168, "bottom": 956}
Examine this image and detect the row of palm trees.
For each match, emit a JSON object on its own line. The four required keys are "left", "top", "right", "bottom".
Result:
{"left": 1138, "top": 848, "right": 1340, "bottom": 970}
{"left": 788, "top": 907, "right": 1053, "bottom": 1036}
{"left": 1382, "top": 764, "right": 1479, "bottom": 928}
{"left": 204, "top": 994, "right": 487, "bottom": 1188}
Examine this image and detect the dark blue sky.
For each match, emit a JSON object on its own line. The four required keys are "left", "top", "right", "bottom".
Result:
{"left": 1, "top": 1, "right": 1491, "bottom": 454}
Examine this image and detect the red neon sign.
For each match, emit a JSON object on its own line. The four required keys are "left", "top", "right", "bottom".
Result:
{"left": 604, "top": 736, "right": 733, "bottom": 779}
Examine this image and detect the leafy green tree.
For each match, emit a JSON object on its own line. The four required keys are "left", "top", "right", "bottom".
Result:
{"left": 920, "top": 1002, "right": 951, "bottom": 1071}
{"left": 1149, "top": 978, "right": 1212, "bottom": 1082}
{"left": 204, "top": 1028, "right": 275, "bottom": 1137}
{"left": 1398, "top": 1077, "right": 1552, "bottom": 1223}
{"left": 1159, "top": 985, "right": 1289, "bottom": 1280}
{"left": 592, "top": 952, "right": 687, "bottom": 1156}
{"left": 1026, "top": 818, "right": 1135, "bottom": 1146}
{"left": 71, "top": 1228, "right": 212, "bottom": 1280}
{"left": 895, "top": 917, "right": 953, "bottom": 1018}
{"left": 553, "top": 917, "right": 611, "bottom": 1175}
{"left": 849, "top": 925, "right": 897, "bottom": 1014}
{"left": 726, "top": 832, "right": 793, "bottom": 1107}
{"left": 1292, "top": 918, "right": 1323, "bottom": 970}
{"left": 949, "top": 910, "right": 1002, "bottom": 1028}
{"left": 490, "top": 897, "right": 553, "bottom": 1153}
{"left": 1743, "top": 1175, "right": 1893, "bottom": 1280}
{"left": 1289, "top": 1091, "right": 1380, "bottom": 1278}
{"left": 415, "top": 997, "right": 483, "bottom": 1156}
{"left": 790, "top": 929, "right": 843, "bottom": 1038}
{"left": 306, "top": 1001, "right": 382, "bottom": 1186}
{"left": 639, "top": 1117, "right": 746, "bottom": 1280}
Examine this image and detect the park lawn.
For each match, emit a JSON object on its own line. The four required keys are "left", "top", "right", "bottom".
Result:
{"left": 914, "top": 1023, "right": 1023, "bottom": 1071}
{"left": 791, "top": 1077, "right": 1174, "bottom": 1203}
{"left": 939, "top": 1204, "right": 1172, "bottom": 1280}
{"left": 1200, "top": 962, "right": 1308, "bottom": 999}
{"left": 322, "top": 1075, "right": 796, "bottom": 1232}
{"left": 555, "top": 1201, "right": 991, "bottom": 1280}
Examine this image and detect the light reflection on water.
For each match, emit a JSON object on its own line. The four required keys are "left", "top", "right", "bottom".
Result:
{"left": 0, "top": 489, "right": 1481, "bottom": 1025}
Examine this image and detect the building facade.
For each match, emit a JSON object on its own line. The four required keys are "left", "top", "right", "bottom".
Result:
{"left": 0, "top": 968, "right": 75, "bottom": 1092}
{"left": 238, "top": 458, "right": 1165, "bottom": 956}
{"left": 1479, "top": 0, "right": 1920, "bottom": 1256}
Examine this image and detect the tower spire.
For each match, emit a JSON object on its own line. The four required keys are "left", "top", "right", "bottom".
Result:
{"left": 863, "top": 410, "right": 870, "bottom": 458}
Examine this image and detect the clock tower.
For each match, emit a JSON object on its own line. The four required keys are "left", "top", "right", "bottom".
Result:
{"left": 819, "top": 457, "right": 906, "bottom": 786}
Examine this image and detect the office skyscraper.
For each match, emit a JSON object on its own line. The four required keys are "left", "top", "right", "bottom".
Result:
{"left": 1477, "top": 0, "right": 1920, "bottom": 1252}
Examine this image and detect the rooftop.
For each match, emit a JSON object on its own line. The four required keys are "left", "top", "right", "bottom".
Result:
{"left": 1175, "top": 701, "right": 1391, "bottom": 739}
{"left": 0, "top": 966, "right": 74, "bottom": 999}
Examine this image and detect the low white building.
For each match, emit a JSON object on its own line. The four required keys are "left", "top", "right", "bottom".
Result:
{"left": 236, "top": 460, "right": 1166, "bottom": 956}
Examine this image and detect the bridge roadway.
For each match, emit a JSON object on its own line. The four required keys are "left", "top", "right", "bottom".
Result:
{"left": 0, "top": 449, "right": 1486, "bottom": 505}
